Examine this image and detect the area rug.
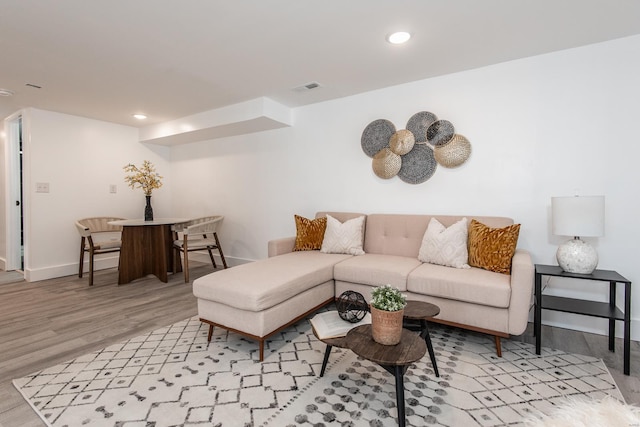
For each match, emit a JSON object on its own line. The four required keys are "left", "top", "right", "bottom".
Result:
{"left": 13, "top": 315, "right": 622, "bottom": 427}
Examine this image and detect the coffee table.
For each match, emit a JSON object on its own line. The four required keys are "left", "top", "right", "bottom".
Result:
{"left": 347, "top": 324, "right": 426, "bottom": 427}
{"left": 403, "top": 300, "right": 440, "bottom": 377}
{"left": 313, "top": 301, "right": 441, "bottom": 378}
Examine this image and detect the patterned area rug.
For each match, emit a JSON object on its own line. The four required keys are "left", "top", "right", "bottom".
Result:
{"left": 13, "top": 315, "right": 622, "bottom": 426}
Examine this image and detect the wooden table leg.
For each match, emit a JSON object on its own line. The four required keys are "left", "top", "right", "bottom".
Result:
{"left": 420, "top": 319, "right": 440, "bottom": 377}
{"left": 118, "top": 226, "right": 145, "bottom": 285}
{"left": 320, "top": 345, "right": 333, "bottom": 377}
{"left": 118, "top": 224, "right": 180, "bottom": 284}
{"left": 394, "top": 365, "right": 406, "bottom": 427}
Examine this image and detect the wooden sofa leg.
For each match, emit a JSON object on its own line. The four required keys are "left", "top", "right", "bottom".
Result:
{"left": 259, "top": 339, "right": 265, "bottom": 362}
{"left": 207, "top": 324, "right": 214, "bottom": 342}
{"left": 494, "top": 336, "right": 502, "bottom": 357}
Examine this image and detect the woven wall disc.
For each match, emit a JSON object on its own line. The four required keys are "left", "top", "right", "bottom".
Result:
{"left": 372, "top": 148, "right": 402, "bottom": 179}
{"left": 389, "top": 129, "right": 415, "bottom": 155}
{"left": 397, "top": 144, "right": 437, "bottom": 184}
{"left": 434, "top": 134, "right": 471, "bottom": 168}
{"left": 361, "top": 119, "right": 396, "bottom": 158}
{"left": 406, "top": 111, "right": 437, "bottom": 143}
{"left": 426, "top": 119, "right": 455, "bottom": 146}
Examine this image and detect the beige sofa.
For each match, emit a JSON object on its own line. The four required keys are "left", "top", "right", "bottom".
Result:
{"left": 193, "top": 212, "right": 534, "bottom": 361}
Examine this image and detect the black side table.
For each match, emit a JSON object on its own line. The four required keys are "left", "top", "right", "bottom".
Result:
{"left": 534, "top": 264, "right": 631, "bottom": 375}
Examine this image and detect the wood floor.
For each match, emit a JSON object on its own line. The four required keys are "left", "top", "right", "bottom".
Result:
{"left": 1, "top": 267, "right": 639, "bottom": 426}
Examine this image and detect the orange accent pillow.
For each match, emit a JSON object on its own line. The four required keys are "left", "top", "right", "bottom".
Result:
{"left": 293, "top": 215, "right": 327, "bottom": 251}
{"left": 468, "top": 219, "right": 521, "bottom": 274}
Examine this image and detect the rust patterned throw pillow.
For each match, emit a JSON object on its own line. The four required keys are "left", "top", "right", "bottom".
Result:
{"left": 293, "top": 215, "right": 327, "bottom": 251}
{"left": 468, "top": 219, "right": 521, "bottom": 274}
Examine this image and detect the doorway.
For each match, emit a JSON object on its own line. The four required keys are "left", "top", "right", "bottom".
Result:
{"left": 4, "top": 112, "right": 24, "bottom": 273}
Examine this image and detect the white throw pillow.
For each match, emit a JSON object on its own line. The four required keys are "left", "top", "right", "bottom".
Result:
{"left": 418, "top": 217, "right": 470, "bottom": 268}
{"left": 320, "top": 215, "right": 366, "bottom": 255}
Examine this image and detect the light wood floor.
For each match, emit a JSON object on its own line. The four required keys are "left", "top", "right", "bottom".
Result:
{"left": 1, "top": 267, "right": 639, "bottom": 426}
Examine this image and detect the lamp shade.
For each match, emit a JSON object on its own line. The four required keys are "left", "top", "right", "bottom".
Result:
{"left": 552, "top": 196, "right": 604, "bottom": 238}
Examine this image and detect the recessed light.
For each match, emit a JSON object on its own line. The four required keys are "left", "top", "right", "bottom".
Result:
{"left": 133, "top": 114, "right": 147, "bottom": 120}
{"left": 387, "top": 31, "right": 411, "bottom": 44}
{"left": 0, "top": 88, "right": 15, "bottom": 97}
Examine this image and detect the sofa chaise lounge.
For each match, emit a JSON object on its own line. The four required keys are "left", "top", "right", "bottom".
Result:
{"left": 192, "top": 212, "right": 534, "bottom": 361}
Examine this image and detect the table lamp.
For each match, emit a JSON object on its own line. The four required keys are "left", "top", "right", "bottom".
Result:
{"left": 551, "top": 195, "right": 604, "bottom": 274}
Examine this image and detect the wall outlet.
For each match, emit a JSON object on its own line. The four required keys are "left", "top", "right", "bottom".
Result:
{"left": 109, "top": 184, "right": 117, "bottom": 194}
{"left": 35, "top": 182, "right": 50, "bottom": 193}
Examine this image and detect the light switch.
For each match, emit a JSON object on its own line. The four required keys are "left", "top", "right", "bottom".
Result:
{"left": 35, "top": 182, "right": 50, "bottom": 193}
{"left": 109, "top": 184, "right": 117, "bottom": 194}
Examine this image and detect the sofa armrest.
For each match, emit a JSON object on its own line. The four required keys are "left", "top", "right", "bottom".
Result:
{"left": 268, "top": 237, "right": 295, "bottom": 257}
{"left": 507, "top": 249, "right": 535, "bottom": 336}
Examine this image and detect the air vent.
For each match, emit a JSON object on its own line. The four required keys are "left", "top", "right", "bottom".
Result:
{"left": 293, "top": 81, "right": 322, "bottom": 92}
{"left": 26, "top": 83, "right": 42, "bottom": 89}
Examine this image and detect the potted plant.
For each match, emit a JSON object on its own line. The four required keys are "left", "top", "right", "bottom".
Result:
{"left": 370, "top": 284, "right": 407, "bottom": 345}
{"left": 123, "top": 160, "right": 163, "bottom": 221}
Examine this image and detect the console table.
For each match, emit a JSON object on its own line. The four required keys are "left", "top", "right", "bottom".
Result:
{"left": 109, "top": 218, "right": 188, "bottom": 285}
{"left": 534, "top": 264, "right": 631, "bottom": 375}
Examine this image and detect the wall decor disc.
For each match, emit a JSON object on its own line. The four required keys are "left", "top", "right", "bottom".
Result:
{"left": 398, "top": 143, "right": 437, "bottom": 184}
{"left": 361, "top": 119, "right": 396, "bottom": 158}
{"left": 406, "top": 111, "right": 437, "bottom": 142}
{"left": 434, "top": 134, "right": 471, "bottom": 168}
{"left": 372, "top": 147, "right": 401, "bottom": 179}
{"left": 389, "top": 129, "right": 415, "bottom": 155}
{"left": 426, "top": 119, "right": 455, "bottom": 146}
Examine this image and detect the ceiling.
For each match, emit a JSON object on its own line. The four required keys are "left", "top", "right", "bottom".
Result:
{"left": 1, "top": 0, "right": 640, "bottom": 128}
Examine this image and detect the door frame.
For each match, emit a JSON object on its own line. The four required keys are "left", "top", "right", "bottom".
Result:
{"left": 4, "top": 110, "right": 24, "bottom": 272}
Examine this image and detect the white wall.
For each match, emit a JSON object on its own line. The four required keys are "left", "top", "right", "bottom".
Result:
{"left": 2, "top": 35, "right": 638, "bottom": 339}
{"left": 17, "top": 108, "right": 172, "bottom": 280}
{"left": 170, "top": 35, "right": 640, "bottom": 339}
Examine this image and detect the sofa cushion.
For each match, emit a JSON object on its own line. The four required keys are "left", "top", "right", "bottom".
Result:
{"left": 418, "top": 217, "right": 470, "bottom": 269}
{"left": 321, "top": 214, "right": 365, "bottom": 255}
{"left": 363, "top": 214, "right": 515, "bottom": 258}
{"left": 363, "top": 214, "right": 430, "bottom": 257}
{"left": 334, "top": 254, "right": 421, "bottom": 291}
{"left": 407, "top": 262, "right": 511, "bottom": 308}
{"left": 193, "top": 251, "right": 351, "bottom": 311}
{"left": 293, "top": 215, "right": 327, "bottom": 251}
{"left": 468, "top": 219, "right": 521, "bottom": 274}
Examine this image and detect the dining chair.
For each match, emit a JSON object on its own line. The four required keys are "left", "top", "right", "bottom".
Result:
{"left": 172, "top": 215, "right": 228, "bottom": 282}
{"left": 75, "top": 217, "right": 126, "bottom": 286}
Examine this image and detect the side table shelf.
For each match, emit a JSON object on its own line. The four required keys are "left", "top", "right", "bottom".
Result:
{"left": 534, "top": 264, "right": 631, "bottom": 375}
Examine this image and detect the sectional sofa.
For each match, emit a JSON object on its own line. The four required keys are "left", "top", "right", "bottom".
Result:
{"left": 192, "top": 211, "right": 534, "bottom": 361}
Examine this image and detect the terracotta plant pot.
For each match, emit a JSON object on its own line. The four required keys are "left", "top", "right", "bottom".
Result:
{"left": 371, "top": 306, "right": 404, "bottom": 345}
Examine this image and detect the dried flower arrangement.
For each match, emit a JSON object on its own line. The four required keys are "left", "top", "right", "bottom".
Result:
{"left": 123, "top": 160, "right": 163, "bottom": 196}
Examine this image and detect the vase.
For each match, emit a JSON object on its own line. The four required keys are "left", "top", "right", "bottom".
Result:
{"left": 144, "top": 195, "right": 153, "bottom": 221}
{"left": 370, "top": 306, "right": 404, "bottom": 345}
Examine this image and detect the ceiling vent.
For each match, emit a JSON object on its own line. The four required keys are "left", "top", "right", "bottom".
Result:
{"left": 293, "top": 81, "right": 322, "bottom": 92}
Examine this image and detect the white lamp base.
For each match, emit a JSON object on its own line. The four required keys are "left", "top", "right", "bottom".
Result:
{"left": 556, "top": 238, "right": 598, "bottom": 274}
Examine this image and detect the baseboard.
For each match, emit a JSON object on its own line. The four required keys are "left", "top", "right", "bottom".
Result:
{"left": 539, "top": 310, "right": 640, "bottom": 342}
{"left": 24, "top": 255, "right": 120, "bottom": 282}
{"left": 23, "top": 253, "right": 255, "bottom": 282}
{"left": 187, "top": 252, "right": 252, "bottom": 267}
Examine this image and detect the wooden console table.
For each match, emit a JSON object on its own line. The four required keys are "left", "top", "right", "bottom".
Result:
{"left": 109, "top": 218, "right": 188, "bottom": 285}
{"left": 534, "top": 264, "right": 632, "bottom": 375}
